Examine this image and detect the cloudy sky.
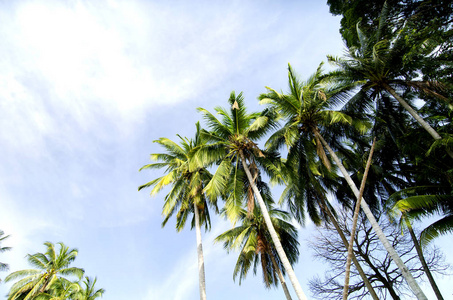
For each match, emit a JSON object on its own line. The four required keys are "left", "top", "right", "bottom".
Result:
{"left": 0, "top": 1, "right": 451, "bottom": 299}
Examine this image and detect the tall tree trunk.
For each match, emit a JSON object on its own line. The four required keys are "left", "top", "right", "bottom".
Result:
{"left": 269, "top": 250, "right": 293, "bottom": 300}
{"left": 343, "top": 138, "right": 376, "bottom": 300}
{"left": 314, "top": 130, "right": 428, "bottom": 300}
{"left": 319, "top": 202, "right": 379, "bottom": 300}
{"left": 404, "top": 216, "right": 444, "bottom": 300}
{"left": 194, "top": 203, "right": 207, "bottom": 300}
{"left": 239, "top": 150, "right": 308, "bottom": 300}
{"left": 383, "top": 83, "right": 453, "bottom": 159}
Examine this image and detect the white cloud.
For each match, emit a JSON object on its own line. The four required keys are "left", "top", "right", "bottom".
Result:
{"left": 0, "top": 0, "right": 278, "bottom": 160}
{"left": 3, "top": 0, "right": 256, "bottom": 119}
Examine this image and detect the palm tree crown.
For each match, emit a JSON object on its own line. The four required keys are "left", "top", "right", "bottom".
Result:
{"left": 259, "top": 63, "right": 359, "bottom": 223}
{"left": 195, "top": 91, "right": 279, "bottom": 222}
{"left": 216, "top": 204, "right": 299, "bottom": 289}
{"left": 5, "top": 242, "right": 84, "bottom": 300}
{"left": 139, "top": 122, "right": 217, "bottom": 231}
{"left": 326, "top": 6, "right": 453, "bottom": 159}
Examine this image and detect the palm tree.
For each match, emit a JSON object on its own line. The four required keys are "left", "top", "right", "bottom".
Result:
{"left": 139, "top": 122, "right": 217, "bottom": 300}
{"left": 260, "top": 63, "right": 379, "bottom": 300}
{"left": 195, "top": 91, "right": 308, "bottom": 300}
{"left": 0, "top": 230, "right": 12, "bottom": 276}
{"left": 259, "top": 64, "right": 427, "bottom": 299}
{"left": 5, "top": 242, "right": 84, "bottom": 300}
{"left": 327, "top": 3, "right": 453, "bottom": 159}
{"left": 215, "top": 196, "right": 298, "bottom": 300}
{"left": 75, "top": 277, "right": 105, "bottom": 300}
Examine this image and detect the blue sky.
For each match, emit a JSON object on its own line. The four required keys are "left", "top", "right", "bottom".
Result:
{"left": 0, "top": 1, "right": 451, "bottom": 299}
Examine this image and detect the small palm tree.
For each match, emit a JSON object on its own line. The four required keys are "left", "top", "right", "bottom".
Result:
{"left": 216, "top": 195, "right": 298, "bottom": 300}
{"left": 139, "top": 122, "right": 217, "bottom": 300}
{"left": 75, "top": 276, "right": 105, "bottom": 300}
{"left": 196, "top": 92, "right": 308, "bottom": 300}
{"left": 5, "top": 242, "right": 84, "bottom": 300}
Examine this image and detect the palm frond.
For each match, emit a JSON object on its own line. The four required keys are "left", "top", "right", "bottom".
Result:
{"left": 420, "top": 215, "right": 453, "bottom": 247}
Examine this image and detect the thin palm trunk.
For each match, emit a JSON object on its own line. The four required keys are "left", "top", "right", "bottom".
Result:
{"left": 314, "top": 130, "right": 428, "bottom": 300}
{"left": 404, "top": 216, "right": 444, "bottom": 300}
{"left": 239, "top": 150, "right": 308, "bottom": 300}
{"left": 319, "top": 202, "right": 379, "bottom": 300}
{"left": 343, "top": 138, "right": 376, "bottom": 300}
{"left": 382, "top": 83, "right": 453, "bottom": 159}
{"left": 194, "top": 203, "right": 207, "bottom": 300}
{"left": 269, "top": 250, "right": 293, "bottom": 300}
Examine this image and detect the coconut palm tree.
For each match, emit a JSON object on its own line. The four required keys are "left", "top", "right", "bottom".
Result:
{"left": 260, "top": 63, "right": 380, "bottom": 300}
{"left": 327, "top": 3, "right": 453, "bottom": 159}
{"left": 195, "top": 91, "right": 308, "bottom": 300}
{"left": 215, "top": 188, "right": 298, "bottom": 300}
{"left": 259, "top": 64, "right": 427, "bottom": 299}
{"left": 139, "top": 122, "right": 217, "bottom": 300}
{"left": 75, "top": 276, "right": 105, "bottom": 300}
{"left": 4, "top": 242, "right": 84, "bottom": 300}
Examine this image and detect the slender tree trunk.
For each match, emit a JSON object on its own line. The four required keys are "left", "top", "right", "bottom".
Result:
{"left": 343, "top": 138, "right": 376, "bottom": 300}
{"left": 319, "top": 202, "right": 379, "bottom": 300}
{"left": 314, "top": 130, "right": 428, "bottom": 300}
{"left": 194, "top": 203, "right": 207, "bottom": 300}
{"left": 239, "top": 150, "right": 308, "bottom": 300}
{"left": 404, "top": 216, "right": 444, "bottom": 300}
{"left": 269, "top": 250, "right": 293, "bottom": 300}
{"left": 383, "top": 83, "right": 453, "bottom": 159}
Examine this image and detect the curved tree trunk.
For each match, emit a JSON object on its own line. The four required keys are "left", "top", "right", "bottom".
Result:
{"left": 319, "top": 202, "right": 379, "bottom": 300}
{"left": 343, "top": 138, "right": 376, "bottom": 300}
{"left": 383, "top": 83, "right": 453, "bottom": 159}
{"left": 269, "top": 250, "right": 293, "bottom": 300}
{"left": 239, "top": 150, "right": 308, "bottom": 300}
{"left": 314, "top": 130, "right": 428, "bottom": 300}
{"left": 194, "top": 203, "right": 207, "bottom": 300}
{"left": 404, "top": 216, "right": 444, "bottom": 300}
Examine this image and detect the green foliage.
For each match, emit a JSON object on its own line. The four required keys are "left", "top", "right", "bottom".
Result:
{"left": 215, "top": 204, "right": 299, "bottom": 288}
{"left": 139, "top": 122, "right": 218, "bottom": 231}
{"left": 195, "top": 91, "right": 280, "bottom": 222}
{"left": 389, "top": 185, "right": 453, "bottom": 247}
{"left": 259, "top": 63, "right": 368, "bottom": 225}
{"left": 327, "top": 0, "right": 453, "bottom": 51}
{"left": 74, "top": 277, "right": 105, "bottom": 300}
{"left": 5, "top": 242, "right": 84, "bottom": 300}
